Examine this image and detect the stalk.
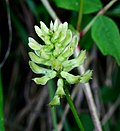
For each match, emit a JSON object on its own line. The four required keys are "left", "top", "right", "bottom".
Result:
{"left": 64, "top": 83, "right": 84, "bottom": 131}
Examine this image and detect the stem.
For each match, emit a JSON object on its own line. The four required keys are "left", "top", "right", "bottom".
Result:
{"left": 80, "top": 0, "right": 118, "bottom": 37}
{"left": 64, "top": 84, "right": 84, "bottom": 131}
{"left": 48, "top": 80, "right": 58, "bottom": 131}
{"left": 77, "top": 0, "right": 84, "bottom": 31}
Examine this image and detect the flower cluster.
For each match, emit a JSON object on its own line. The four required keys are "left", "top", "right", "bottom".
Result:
{"left": 28, "top": 20, "right": 92, "bottom": 106}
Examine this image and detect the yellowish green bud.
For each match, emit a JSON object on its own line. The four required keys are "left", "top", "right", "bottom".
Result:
{"left": 29, "top": 61, "right": 56, "bottom": 75}
{"left": 40, "top": 21, "right": 49, "bottom": 35}
{"left": 56, "top": 79, "right": 65, "bottom": 97}
{"left": 50, "top": 21, "right": 54, "bottom": 31}
{"left": 51, "top": 59, "right": 62, "bottom": 71}
{"left": 53, "top": 19, "right": 59, "bottom": 32}
{"left": 63, "top": 50, "right": 86, "bottom": 72}
{"left": 29, "top": 52, "right": 51, "bottom": 66}
{"left": 61, "top": 71, "right": 80, "bottom": 84}
{"left": 49, "top": 95, "right": 60, "bottom": 107}
{"left": 33, "top": 71, "right": 57, "bottom": 85}
{"left": 80, "top": 70, "right": 92, "bottom": 83}
{"left": 34, "top": 25, "right": 44, "bottom": 41}
{"left": 28, "top": 37, "right": 42, "bottom": 50}
{"left": 52, "top": 24, "right": 63, "bottom": 41}
{"left": 57, "top": 22, "right": 68, "bottom": 42}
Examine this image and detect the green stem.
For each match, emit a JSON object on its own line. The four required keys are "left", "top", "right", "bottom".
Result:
{"left": 0, "top": 70, "right": 5, "bottom": 131}
{"left": 77, "top": 0, "right": 84, "bottom": 32}
{"left": 48, "top": 80, "right": 58, "bottom": 131}
{"left": 64, "top": 84, "right": 84, "bottom": 131}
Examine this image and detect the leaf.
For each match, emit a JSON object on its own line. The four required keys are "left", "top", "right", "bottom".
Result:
{"left": 53, "top": 0, "right": 102, "bottom": 14}
{"left": 83, "top": 0, "right": 102, "bottom": 14}
{"left": 92, "top": 15, "right": 120, "bottom": 65}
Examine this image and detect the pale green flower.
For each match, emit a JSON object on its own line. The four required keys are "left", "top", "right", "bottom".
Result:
{"left": 28, "top": 19, "right": 92, "bottom": 106}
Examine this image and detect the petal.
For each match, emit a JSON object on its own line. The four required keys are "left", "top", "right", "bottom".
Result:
{"left": 63, "top": 50, "right": 86, "bottom": 72}
{"left": 49, "top": 95, "right": 60, "bottom": 107}
{"left": 57, "top": 22, "right": 68, "bottom": 42}
{"left": 28, "top": 37, "right": 42, "bottom": 50}
{"left": 33, "top": 71, "right": 57, "bottom": 85}
{"left": 54, "top": 19, "right": 59, "bottom": 32}
{"left": 56, "top": 79, "right": 65, "bottom": 97}
{"left": 50, "top": 21, "right": 54, "bottom": 31}
{"left": 53, "top": 30, "right": 72, "bottom": 57}
{"left": 80, "top": 70, "right": 92, "bottom": 83}
{"left": 33, "top": 76, "right": 50, "bottom": 85}
{"left": 40, "top": 21, "right": 49, "bottom": 34}
{"left": 29, "top": 61, "right": 56, "bottom": 75}
{"left": 61, "top": 71, "right": 80, "bottom": 84}
{"left": 58, "top": 35, "right": 78, "bottom": 62}
{"left": 34, "top": 25, "right": 43, "bottom": 39}
{"left": 51, "top": 24, "right": 63, "bottom": 42}
{"left": 28, "top": 52, "right": 51, "bottom": 66}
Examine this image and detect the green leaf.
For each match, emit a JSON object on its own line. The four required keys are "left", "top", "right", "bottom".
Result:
{"left": 92, "top": 16, "right": 120, "bottom": 65}
{"left": 83, "top": 0, "right": 102, "bottom": 14}
{"left": 53, "top": 0, "right": 102, "bottom": 14}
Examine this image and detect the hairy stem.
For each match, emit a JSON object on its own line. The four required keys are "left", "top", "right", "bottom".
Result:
{"left": 64, "top": 84, "right": 84, "bottom": 131}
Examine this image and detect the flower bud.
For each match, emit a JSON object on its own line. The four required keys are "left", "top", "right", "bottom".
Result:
{"left": 60, "top": 29, "right": 72, "bottom": 49}
{"left": 29, "top": 52, "right": 51, "bottom": 66}
{"left": 57, "top": 22, "right": 68, "bottom": 42}
{"left": 80, "top": 70, "right": 92, "bottom": 83}
{"left": 33, "top": 71, "right": 57, "bottom": 85}
{"left": 56, "top": 30, "right": 72, "bottom": 59}
{"left": 51, "top": 59, "right": 62, "bottom": 71}
{"left": 50, "top": 21, "right": 54, "bottom": 31}
{"left": 61, "top": 71, "right": 80, "bottom": 84}
{"left": 40, "top": 21, "right": 49, "bottom": 35}
{"left": 44, "top": 36, "right": 51, "bottom": 45}
{"left": 28, "top": 37, "right": 42, "bottom": 50}
{"left": 49, "top": 95, "right": 60, "bottom": 107}
{"left": 40, "top": 49, "right": 51, "bottom": 60}
{"left": 34, "top": 25, "right": 44, "bottom": 41}
{"left": 29, "top": 61, "right": 56, "bottom": 75}
{"left": 56, "top": 79, "right": 65, "bottom": 97}
{"left": 53, "top": 19, "right": 59, "bottom": 32}
{"left": 52, "top": 24, "right": 63, "bottom": 41}
{"left": 63, "top": 50, "right": 86, "bottom": 72}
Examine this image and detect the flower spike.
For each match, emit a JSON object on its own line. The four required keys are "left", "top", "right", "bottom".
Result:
{"left": 28, "top": 20, "right": 92, "bottom": 106}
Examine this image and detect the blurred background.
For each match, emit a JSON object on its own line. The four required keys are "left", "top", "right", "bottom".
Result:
{"left": 0, "top": 0, "right": 120, "bottom": 131}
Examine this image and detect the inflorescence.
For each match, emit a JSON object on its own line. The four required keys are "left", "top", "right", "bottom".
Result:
{"left": 28, "top": 20, "right": 92, "bottom": 106}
